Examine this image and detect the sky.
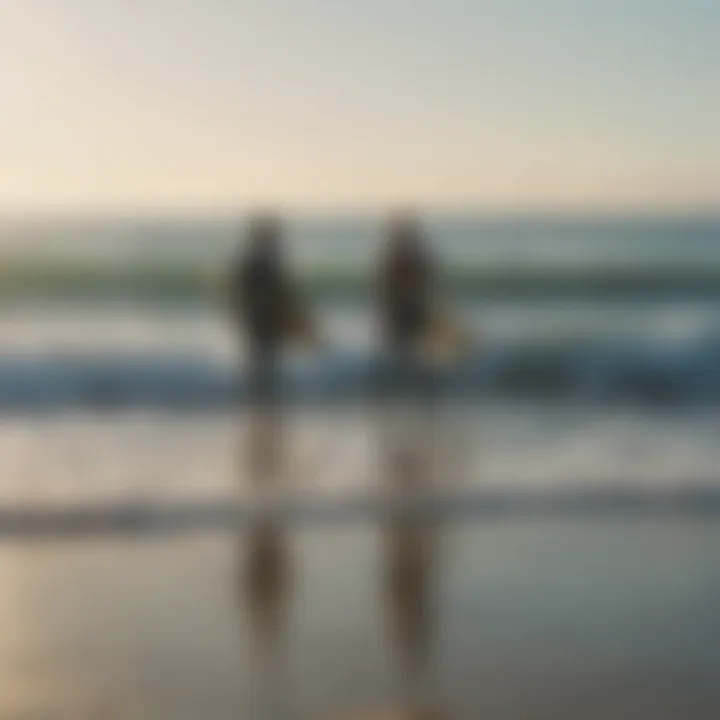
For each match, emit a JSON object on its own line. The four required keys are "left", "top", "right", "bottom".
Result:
{"left": 1, "top": 0, "right": 719, "bottom": 213}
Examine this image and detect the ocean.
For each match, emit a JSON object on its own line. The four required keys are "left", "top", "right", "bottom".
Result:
{"left": 1, "top": 214, "right": 719, "bottom": 718}
{"left": 1, "top": 214, "right": 720, "bottom": 412}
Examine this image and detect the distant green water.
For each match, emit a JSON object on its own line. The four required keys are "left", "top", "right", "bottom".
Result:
{"left": 2, "top": 259, "right": 720, "bottom": 303}
{"left": 0, "top": 214, "right": 718, "bottom": 302}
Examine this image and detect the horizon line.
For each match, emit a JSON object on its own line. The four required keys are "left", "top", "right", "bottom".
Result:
{"left": 1, "top": 203, "right": 719, "bottom": 223}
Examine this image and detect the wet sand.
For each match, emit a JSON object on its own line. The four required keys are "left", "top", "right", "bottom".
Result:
{"left": 2, "top": 517, "right": 719, "bottom": 719}
{"left": 2, "top": 406, "right": 720, "bottom": 718}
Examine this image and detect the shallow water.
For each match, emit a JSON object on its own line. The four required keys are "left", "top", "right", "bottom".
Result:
{"left": 3, "top": 408, "right": 720, "bottom": 509}
{"left": 0, "top": 406, "right": 718, "bottom": 718}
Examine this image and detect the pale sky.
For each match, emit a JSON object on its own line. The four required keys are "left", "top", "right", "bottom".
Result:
{"left": 1, "top": 0, "right": 719, "bottom": 212}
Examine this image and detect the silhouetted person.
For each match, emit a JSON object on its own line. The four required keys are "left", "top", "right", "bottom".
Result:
{"left": 227, "top": 215, "right": 285, "bottom": 404}
{"left": 230, "top": 215, "right": 286, "bottom": 356}
{"left": 228, "top": 213, "right": 321, "bottom": 407}
{"left": 375, "top": 212, "right": 438, "bottom": 405}
{"left": 379, "top": 213, "right": 435, "bottom": 353}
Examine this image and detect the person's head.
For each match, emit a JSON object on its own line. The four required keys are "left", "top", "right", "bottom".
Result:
{"left": 246, "top": 212, "right": 282, "bottom": 256}
{"left": 386, "top": 210, "right": 423, "bottom": 255}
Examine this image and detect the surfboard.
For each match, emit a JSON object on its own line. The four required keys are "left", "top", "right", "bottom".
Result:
{"left": 281, "top": 298, "right": 323, "bottom": 350}
{"left": 209, "top": 266, "right": 323, "bottom": 350}
{"left": 416, "top": 303, "right": 474, "bottom": 364}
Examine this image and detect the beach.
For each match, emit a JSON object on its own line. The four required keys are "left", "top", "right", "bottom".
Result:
{"left": 3, "top": 511, "right": 720, "bottom": 718}
{"left": 0, "top": 405, "right": 719, "bottom": 718}
{"left": 0, "top": 215, "right": 719, "bottom": 717}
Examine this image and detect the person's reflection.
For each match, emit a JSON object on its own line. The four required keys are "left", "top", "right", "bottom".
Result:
{"left": 383, "top": 518, "right": 441, "bottom": 719}
{"left": 378, "top": 415, "right": 445, "bottom": 719}
{"left": 242, "top": 517, "right": 291, "bottom": 720}
{"left": 237, "top": 380, "right": 292, "bottom": 718}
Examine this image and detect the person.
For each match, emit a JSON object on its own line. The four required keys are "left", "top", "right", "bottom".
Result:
{"left": 378, "top": 212, "right": 436, "bottom": 354}
{"left": 226, "top": 214, "right": 286, "bottom": 405}
{"left": 374, "top": 212, "right": 440, "bottom": 405}
{"left": 227, "top": 213, "right": 319, "bottom": 404}
{"left": 378, "top": 212, "right": 473, "bottom": 372}
{"left": 228, "top": 214, "right": 288, "bottom": 362}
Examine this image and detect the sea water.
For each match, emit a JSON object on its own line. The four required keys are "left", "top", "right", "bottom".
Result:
{"left": 0, "top": 214, "right": 719, "bottom": 718}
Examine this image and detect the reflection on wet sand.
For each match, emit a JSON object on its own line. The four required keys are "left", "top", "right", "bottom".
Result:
{"left": 236, "top": 342, "right": 456, "bottom": 719}
{"left": 376, "top": 518, "right": 442, "bottom": 720}
{"left": 241, "top": 517, "right": 292, "bottom": 720}
{"left": 237, "top": 365, "right": 294, "bottom": 719}
{"left": 383, "top": 520, "right": 440, "bottom": 717}
{"left": 338, "top": 395, "right": 447, "bottom": 720}
{"left": 379, "top": 404, "right": 444, "bottom": 720}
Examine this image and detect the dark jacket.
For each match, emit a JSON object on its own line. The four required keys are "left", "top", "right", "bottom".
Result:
{"left": 379, "top": 242, "right": 434, "bottom": 345}
{"left": 230, "top": 247, "right": 287, "bottom": 352}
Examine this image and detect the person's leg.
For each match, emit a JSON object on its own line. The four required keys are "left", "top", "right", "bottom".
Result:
{"left": 247, "top": 339, "right": 280, "bottom": 409}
